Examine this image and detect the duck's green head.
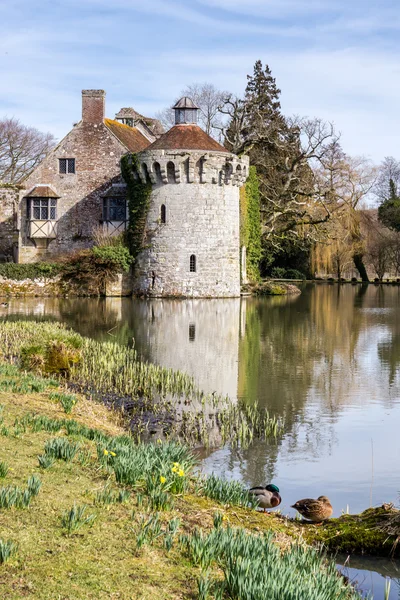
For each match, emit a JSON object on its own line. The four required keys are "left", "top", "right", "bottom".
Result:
{"left": 266, "top": 484, "right": 280, "bottom": 493}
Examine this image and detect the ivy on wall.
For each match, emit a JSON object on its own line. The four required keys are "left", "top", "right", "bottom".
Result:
{"left": 240, "top": 166, "right": 262, "bottom": 282}
{"left": 121, "top": 154, "right": 152, "bottom": 260}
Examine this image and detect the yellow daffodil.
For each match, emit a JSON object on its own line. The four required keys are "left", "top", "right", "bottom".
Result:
{"left": 172, "top": 462, "right": 180, "bottom": 467}
{"left": 110, "top": 451, "right": 116, "bottom": 457}
{"left": 171, "top": 466, "right": 178, "bottom": 473}
{"left": 178, "top": 469, "right": 185, "bottom": 477}
{"left": 157, "top": 438, "right": 162, "bottom": 444}
{"left": 103, "top": 449, "right": 109, "bottom": 456}
{"left": 160, "top": 476, "right": 166, "bottom": 484}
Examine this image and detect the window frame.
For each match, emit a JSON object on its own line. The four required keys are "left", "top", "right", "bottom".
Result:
{"left": 102, "top": 196, "right": 127, "bottom": 222}
{"left": 29, "top": 197, "right": 57, "bottom": 221}
{"left": 59, "top": 158, "right": 75, "bottom": 174}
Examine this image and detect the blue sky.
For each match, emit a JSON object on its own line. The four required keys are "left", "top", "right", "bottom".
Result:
{"left": 1, "top": 0, "right": 399, "bottom": 162}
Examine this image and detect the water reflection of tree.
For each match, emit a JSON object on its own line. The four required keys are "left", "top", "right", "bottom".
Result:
{"left": 237, "top": 284, "right": 400, "bottom": 482}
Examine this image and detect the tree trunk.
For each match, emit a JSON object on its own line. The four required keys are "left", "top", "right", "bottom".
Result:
{"left": 353, "top": 253, "right": 369, "bottom": 282}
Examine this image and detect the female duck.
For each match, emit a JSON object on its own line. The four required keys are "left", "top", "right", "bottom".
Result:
{"left": 291, "top": 496, "right": 333, "bottom": 522}
{"left": 249, "top": 484, "right": 281, "bottom": 512}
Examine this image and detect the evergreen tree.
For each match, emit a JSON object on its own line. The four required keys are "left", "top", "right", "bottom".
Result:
{"left": 378, "top": 178, "right": 400, "bottom": 231}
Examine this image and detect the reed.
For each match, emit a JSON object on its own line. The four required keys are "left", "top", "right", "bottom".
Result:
{"left": 0, "top": 321, "right": 284, "bottom": 448}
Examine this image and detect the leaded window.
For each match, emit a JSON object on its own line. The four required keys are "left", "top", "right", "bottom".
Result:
{"left": 103, "top": 197, "right": 126, "bottom": 221}
{"left": 31, "top": 198, "right": 57, "bottom": 220}
{"left": 59, "top": 158, "right": 75, "bottom": 174}
{"left": 190, "top": 254, "right": 196, "bottom": 273}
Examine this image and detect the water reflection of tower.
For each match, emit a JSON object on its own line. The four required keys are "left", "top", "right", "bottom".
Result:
{"left": 123, "top": 298, "right": 241, "bottom": 401}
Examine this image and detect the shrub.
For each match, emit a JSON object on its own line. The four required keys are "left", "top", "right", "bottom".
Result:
{"left": 0, "top": 262, "right": 61, "bottom": 281}
{"left": 270, "top": 267, "right": 305, "bottom": 280}
{"left": 60, "top": 244, "right": 133, "bottom": 295}
{"left": 285, "top": 268, "right": 306, "bottom": 280}
{"left": 92, "top": 245, "right": 132, "bottom": 272}
{"left": 270, "top": 267, "right": 286, "bottom": 279}
{"left": 20, "top": 339, "right": 81, "bottom": 377}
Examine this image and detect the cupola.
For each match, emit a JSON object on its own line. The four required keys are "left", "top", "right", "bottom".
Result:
{"left": 173, "top": 97, "right": 199, "bottom": 125}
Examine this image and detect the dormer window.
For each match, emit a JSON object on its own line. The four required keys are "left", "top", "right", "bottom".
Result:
{"left": 59, "top": 158, "right": 75, "bottom": 174}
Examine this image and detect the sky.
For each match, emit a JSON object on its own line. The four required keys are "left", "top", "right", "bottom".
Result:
{"left": 0, "top": 0, "right": 399, "bottom": 163}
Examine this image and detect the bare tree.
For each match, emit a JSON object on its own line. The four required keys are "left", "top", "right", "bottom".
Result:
{"left": 374, "top": 156, "right": 400, "bottom": 204}
{"left": 0, "top": 117, "right": 56, "bottom": 184}
{"left": 155, "top": 83, "right": 229, "bottom": 139}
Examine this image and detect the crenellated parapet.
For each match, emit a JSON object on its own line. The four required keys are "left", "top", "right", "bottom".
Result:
{"left": 132, "top": 150, "right": 249, "bottom": 188}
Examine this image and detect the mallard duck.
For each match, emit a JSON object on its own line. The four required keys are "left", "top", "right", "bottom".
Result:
{"left": 249, "top": 484, "right": 281, "bottom": 511}
{"left": 291, "top": 496, "right": 333, "bottom": 522}
{"left": 0, "top": 302, "right": 8, "bottom": 308}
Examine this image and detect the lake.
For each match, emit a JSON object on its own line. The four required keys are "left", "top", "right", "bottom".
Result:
{"left": 2, "top": 283, "right": 400, "bottom": 598}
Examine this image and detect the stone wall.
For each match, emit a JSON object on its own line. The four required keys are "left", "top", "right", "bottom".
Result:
{"left": 132, "top": 149, "right": 248, "bottom": 298}
{"left": 18, "top": 122, "right": 126, "bottom": 263}
{"left": 0, "top": 185, "right": 18, "bottom": 261}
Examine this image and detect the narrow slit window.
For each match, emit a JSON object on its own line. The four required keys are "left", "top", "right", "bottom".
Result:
{"left": 189, "top": 323, "right": 196, "bottom": 342}
{"left": 190, "top": 254, "right": 196, "bottom": 273}
{"left": 160, "top": 204, "right": 166, "bottom": 223}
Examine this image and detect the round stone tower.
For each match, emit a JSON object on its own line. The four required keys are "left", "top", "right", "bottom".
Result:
{"left": 131, "top": 97, "right": 249, "bottom": 298}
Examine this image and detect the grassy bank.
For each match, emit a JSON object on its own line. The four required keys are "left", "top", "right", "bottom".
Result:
{"left": 0, "top": 321, "right": 283, "bottom": 448}
{"left": 0, "top": 363, "right": 362, "bottom": 599}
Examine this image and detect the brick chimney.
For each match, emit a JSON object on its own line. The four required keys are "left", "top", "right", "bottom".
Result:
{"left": 82, "top": 89, "right": 105, "bottom": 124}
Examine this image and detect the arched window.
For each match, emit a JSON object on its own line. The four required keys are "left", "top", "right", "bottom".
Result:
{"left": 190, "top": 254, "right": 196, "bottom": 273}
{"left": 153, "top": 162, "right": 162, "bottom": 183}
{"left": 225, "top": 163, "right": 233, "bottom": 183}
{"left": 142, "top": 162, "right": 151, "bottom": 184}
{"left": 160, "top": 204, "right": 166, "bottom": 224}
{"left": 167, "top": 161, "right": 176, "bottom": 183}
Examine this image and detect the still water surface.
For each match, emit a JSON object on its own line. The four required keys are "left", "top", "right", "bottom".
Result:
{"left": 2, "top": 283, "right": 400, "bottom": 598}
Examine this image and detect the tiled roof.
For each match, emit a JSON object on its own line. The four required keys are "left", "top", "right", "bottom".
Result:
{"left": 104, "top": 119, "right": 151, "bottom": 152}
{"left": 114, "top": 109, "right": 164, "bottom": 137}
{"left": 24, "top": 185, "right": 60, "bottom": 198}
{"left": 146, "top": 124, "right": 229, "bottom": 153}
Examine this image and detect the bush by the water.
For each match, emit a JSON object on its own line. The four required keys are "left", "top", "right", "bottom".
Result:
{"left": 0, "top": 262, "right": 61, "bottom": 281}
{"left": 60, "top": 244, "right": 133, "bottom": 294}
{"left": 270, "top": 267, "right": 306, "bottom": 280}
{"left": 20, "top": 331, "right": 82, "bottom": 377}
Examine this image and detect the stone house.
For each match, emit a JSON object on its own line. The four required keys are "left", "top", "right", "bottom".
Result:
{"left": 0, "top": 91, "right": 249, "bottom": 297}
{"left": 0, "top": 90, "right": 160, "bottom": 263}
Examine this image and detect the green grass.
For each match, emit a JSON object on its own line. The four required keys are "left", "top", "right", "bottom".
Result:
{"left": 0, "top": 358, "right": 364, "bottom": 599}
{"left": 0, "top": 320, "right": 284, "bottom": 448}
